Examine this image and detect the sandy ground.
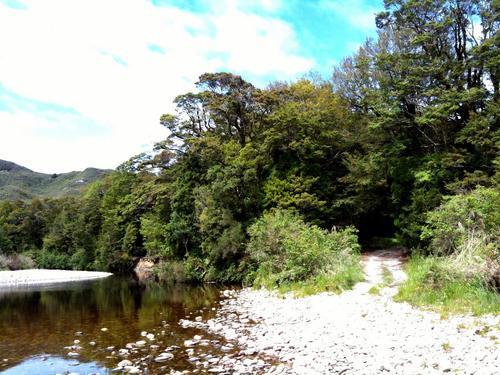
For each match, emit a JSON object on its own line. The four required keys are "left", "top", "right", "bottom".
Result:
{"left": 0, "top": 269, "right": 112, "bottom": 287}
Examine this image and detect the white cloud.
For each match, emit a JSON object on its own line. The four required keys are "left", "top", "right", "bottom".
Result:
{"left": 0, "top": 0, "right": 313, "bottom": 173}
{"left": 321, "top": 0, "right": 379, "bottom": 31}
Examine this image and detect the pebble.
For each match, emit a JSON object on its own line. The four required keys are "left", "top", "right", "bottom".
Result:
{"left": 154, "top": 353, "right": 174, "bottom": 362}
{"left": 117, "top": 359, "right": 133, "bottom": 368}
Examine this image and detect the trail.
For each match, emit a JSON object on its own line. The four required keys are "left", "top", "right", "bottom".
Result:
{"left": 355, "top": 248, "right": 408, "bottom": 295}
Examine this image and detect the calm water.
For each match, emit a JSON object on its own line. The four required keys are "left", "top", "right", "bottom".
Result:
{"left": 0, "top": 276, "right": 234, "bottom": 374}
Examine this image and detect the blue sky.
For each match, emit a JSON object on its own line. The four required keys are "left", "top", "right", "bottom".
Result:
{"left": 0, "top": 0, "right": 383, "bottom": 173}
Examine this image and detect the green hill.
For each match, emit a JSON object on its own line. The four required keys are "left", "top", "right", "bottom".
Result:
{"left": 0, "top": 160, "right": 110, "bottom": 200}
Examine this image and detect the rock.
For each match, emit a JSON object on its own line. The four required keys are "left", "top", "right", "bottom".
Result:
{"left": 193, "top": 335, "right": 203, "bottom": 341}
{"left": 154, "top": 353, "right": 174, "bottom": 362}
{"left": 135, "top": 340, "right": 146, "bottom": 347}
{"left": 140, "top": 331, "right": 147, "bottom": 337}
{"left": 89, "top": 341, "right": 96, "bottom": 346}
{"left": 146, "top": 333, "right": 155, "bottom": 340}
{"left": 73, "top": 340, "right": 80, "bottom": 344}
{"left": 117, "top": 360, "right": 133, "bottom": 368}
{"left": 100, "top": 328, "right": 108, "bottom": 332}
{"left": 125, "top": 366, "right": 141, "bottom": 374}
{"left": 134, "top": 257, "right": 156, "bottom": 281}
{"left": 67, "top": 352, "right": 79, "bottom": 357}
{"left": 208, "top": 366, "right": 225, "bottom": 373}
{"left": 195, "top": 316, "right": 203, "bottom": 322}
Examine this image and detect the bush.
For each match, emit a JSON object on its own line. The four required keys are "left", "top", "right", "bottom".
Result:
{"left": 155, "top": 256, "right": 206, "bottom": 284}
{"left": 155, "top": 260, "right": 187, "bottom": 284}
{"left": 421, "top": 187, "right": 499, "bottom": 285}
{"left": 35, "top": 249, "right": 72, "bottom": 269}
{"left": 0, "top": 253, "right": 35, "bottom": 270}
{"left": 246, "top": 209, "right": 363, "bottom": 293}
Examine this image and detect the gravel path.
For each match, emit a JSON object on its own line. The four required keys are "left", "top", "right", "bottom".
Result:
{"left": 197, "top": 249, "right": 499, "bottom": 374}
{"left": 0, "top": 269, "right": 112, "bottom": 287}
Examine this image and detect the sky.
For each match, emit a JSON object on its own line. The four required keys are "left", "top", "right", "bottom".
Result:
{"left": 0, "top": 0, "right": 383, "bottom": 173}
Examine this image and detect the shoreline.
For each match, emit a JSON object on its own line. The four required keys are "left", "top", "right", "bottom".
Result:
{"left": 0, "top": 269, "right": 112, "bottom": 288}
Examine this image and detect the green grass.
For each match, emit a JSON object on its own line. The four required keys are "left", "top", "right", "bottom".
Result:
{"left": 255, "top": 262, "right": 365, "bottom": 297}
{"left": 395, "top": 255, "right": 500, "bottom": 316}
{"left": 441, "top": 342, "right": 452, "bottom": 352}
{"left": 381, "top": 265, "right": 394, "bottom": 285}
{"left": 366, "top": 266, "right": 394, "bottom": 296}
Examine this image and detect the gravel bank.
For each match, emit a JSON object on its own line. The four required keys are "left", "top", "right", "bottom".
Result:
{"left": 0, "top": 269, "right": 112, "bottom": 287}
{"left": 186, "top": 250, "right": 499, "bottom": 374}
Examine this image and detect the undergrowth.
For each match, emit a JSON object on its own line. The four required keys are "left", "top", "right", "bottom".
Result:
{"left": 395, "top": 255, "right": 500, "bottom": 316}
{"left": 247, "top": 209, "right": 364, "bottom": 296}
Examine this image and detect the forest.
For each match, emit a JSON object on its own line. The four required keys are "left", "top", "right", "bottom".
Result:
{"left": 0, "top": 0, "right": 498, "bottom": 311}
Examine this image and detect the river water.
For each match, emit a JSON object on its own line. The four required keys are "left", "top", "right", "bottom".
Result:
{"left": 0, "top": 276, "right": 237, "bottom": 374}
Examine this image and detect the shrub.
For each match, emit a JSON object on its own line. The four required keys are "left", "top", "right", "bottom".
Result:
{"left": 246, "top": 209, "right": 363, "bottom": 293}
{"left": 155, "top": 260, "right": 187, "bottom": 284}
{"left": 155, "top": 256, "right": 206, "bottom": 284}
{"left": 421, "top": 187, "right": 499, "bottom": 285}
{"left": 70, "top": 248, "right": 94, "bottom": 270}
{"left": 35, "top": 249, "right": 72, "bottom": 269}
{"left": 0, "top": 253, "right": 35, "bottom": 270}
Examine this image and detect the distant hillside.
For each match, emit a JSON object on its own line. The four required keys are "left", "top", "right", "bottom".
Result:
{"left": 0, "top": 160, "right": 111, "bottom": 200}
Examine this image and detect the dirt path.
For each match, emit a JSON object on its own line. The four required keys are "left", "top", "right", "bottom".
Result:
{"left": 187, "top": 248, "right": 500, "bottom": 374}
{"left": 355, "top": 248, "right": 408, "bottom": 295}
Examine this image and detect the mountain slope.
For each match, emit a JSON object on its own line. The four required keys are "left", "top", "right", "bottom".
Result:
{"left": 0, "top": 160, "right": 110, "bottom": 200}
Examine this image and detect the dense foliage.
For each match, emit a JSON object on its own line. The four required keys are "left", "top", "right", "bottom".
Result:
{"left": 0, "top": 1, "right": 498, "bottom": 294}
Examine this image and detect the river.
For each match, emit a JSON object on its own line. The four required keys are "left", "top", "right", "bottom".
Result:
{"left": 0, "top": 276, "right": 237, "bottom": 374}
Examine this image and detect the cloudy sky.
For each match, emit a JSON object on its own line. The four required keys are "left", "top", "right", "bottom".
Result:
{"left": 0, "top": 0, "right": 382, "bottom": 173}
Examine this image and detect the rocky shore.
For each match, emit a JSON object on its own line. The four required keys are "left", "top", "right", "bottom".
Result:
{"left": 179, "top": 250, "right": 499, "bottom": 374}
{"left": 0, "top": 269, "right": 112, "bottom": 287}
{"left": 195, "top": 288, "right": 499, "bottom": 374}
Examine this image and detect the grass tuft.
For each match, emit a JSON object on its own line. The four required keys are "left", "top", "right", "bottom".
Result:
{"left": 381, "top": 265, "right": 394, "bottom": 285}
{"left": 395, "top": 255, "right": 500, "bottom": 316}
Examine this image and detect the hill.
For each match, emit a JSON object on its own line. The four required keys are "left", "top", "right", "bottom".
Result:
{"left": 0, "top": 160, "right": 110, "bottom": 200}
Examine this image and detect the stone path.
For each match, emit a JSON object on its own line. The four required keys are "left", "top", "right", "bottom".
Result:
{"left": 196, "top": 249, "right": 499, "bottom": 374}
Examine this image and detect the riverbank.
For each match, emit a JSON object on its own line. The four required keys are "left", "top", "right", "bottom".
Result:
{"left": 0, "top": 269, "right": 112, "bottom": 287}
{"left": 181, "top": 250, "right": 500, "bottom": 374}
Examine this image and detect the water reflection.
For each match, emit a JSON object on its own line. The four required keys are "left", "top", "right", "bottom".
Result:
{"left": 1, "top": 355, "right": 107, "bottom": 375}
{"left": 0, "top": 276, "right": 224, "bottom": 374}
